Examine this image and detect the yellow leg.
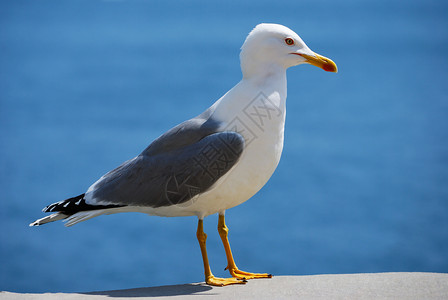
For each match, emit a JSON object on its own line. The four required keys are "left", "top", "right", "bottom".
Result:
{"left": 218, "top": 214, "right": 272, "bottom": 280}
{"left": 196, "top": 218, "right": 246, "bottom": 286}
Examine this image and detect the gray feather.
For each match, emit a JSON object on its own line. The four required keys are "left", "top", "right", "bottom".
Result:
{"left": 142, "top": 108, "right": 218, "bottom": 156}
{"left": 89, "top": 112, "right": 245, "bottom": 207}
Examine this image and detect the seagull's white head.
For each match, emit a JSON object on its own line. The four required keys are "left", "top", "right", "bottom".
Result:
{"left": 240, "top": 23, "right": 337, "bottom": 78}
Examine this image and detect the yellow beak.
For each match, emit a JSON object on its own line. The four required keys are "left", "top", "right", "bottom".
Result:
{"left": 296, "top": 52, "right": 338, "bottom": 72}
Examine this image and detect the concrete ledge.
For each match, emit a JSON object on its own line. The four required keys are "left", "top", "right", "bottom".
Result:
{"left": 2, "top": 273, "right": 447, "bottom": 299}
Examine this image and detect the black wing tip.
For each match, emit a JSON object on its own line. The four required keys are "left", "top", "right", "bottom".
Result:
{"left": 42, "top": 193, "right": 124, "bottom": 215}
{"left": 43, "top": 194, "right": 85, "bottom": 213}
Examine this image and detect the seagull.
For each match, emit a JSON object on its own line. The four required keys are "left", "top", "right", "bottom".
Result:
{"left": 30, "top": 23, "right": 337, "bottom": 286}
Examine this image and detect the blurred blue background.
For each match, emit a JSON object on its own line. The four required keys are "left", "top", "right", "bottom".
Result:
{"left": 1, "top": 0, "right": 447, "bottom": 293}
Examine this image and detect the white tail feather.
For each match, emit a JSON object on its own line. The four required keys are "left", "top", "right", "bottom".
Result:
{"left": 63, "top": 209, "right": 109, "bottom": 227}
{"left": 29, "top": 213, "right": 68, "bottom": 226}
{"left": 30, "top": 207, "right": 141, "bottom": 227}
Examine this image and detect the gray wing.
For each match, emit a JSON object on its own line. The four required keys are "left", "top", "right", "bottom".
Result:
{"left": 88, "top": 131, "right": 245, "bottom": 207}
{"left": 142, "top": 107, "right": 218, "bottom": 157}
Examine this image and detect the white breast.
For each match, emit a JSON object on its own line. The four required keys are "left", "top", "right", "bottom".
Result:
{"left": 204, "top": 88, "right": 286, "bottom": 213}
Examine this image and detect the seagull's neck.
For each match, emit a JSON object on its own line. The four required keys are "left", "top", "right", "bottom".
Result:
{"left": 241, "top": 60, "right": 286, "bottom": 82}
{"left": 241, "top": 62, "right": 288, "bottom": 106}
{"left": 211, "top": 63, "right": 287, "bottom": 127}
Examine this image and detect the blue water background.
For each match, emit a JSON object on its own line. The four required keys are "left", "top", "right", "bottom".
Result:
{"left": 1, "top": 0, "right": 447, "bottom": 293}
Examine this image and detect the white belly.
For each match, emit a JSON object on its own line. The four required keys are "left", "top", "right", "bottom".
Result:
{"left": 194, "top": 129, "right": 285, "bottom": 216}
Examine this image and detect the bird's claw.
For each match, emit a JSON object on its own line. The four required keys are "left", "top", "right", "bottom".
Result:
{"left": 206, "top": 275, "right": 247, "bottom": 286}
{"left": 228, "top": 267, "right": 272, "bottom": 280}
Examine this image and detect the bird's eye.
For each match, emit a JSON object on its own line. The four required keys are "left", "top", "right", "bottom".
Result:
{"left": 285, "top": 38, "right": 295, "bottom": 46}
